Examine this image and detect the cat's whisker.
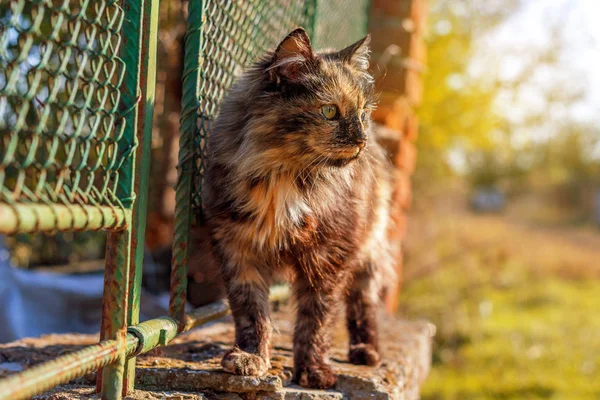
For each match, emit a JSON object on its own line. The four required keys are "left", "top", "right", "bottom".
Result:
{"left": 294, "top": 154, "right": 321, "bottom": 189}
{"left": 365, "top": 153, "right": 381, "bottom": 188}
{"left": 307, "top": 155, "right": 330, "bottom": 195}
{"left": 301, "top": 155, "right": 324, "bottom": 196}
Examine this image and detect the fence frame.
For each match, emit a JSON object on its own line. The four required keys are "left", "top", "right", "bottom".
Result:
{"left": 0, "top": 0, "right": 160, "bottom": 397}
{"left": 0, "top": 1, "right": 368, "bottom": 399}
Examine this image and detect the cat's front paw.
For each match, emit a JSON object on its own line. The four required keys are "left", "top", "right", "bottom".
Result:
{"left": 221, "top": 348, "right": 269, "bottom": 376}
{"left": 349, "top": 343, "right": 380, "bottom": 366}
{"left": 295, "top": 363, "right": 337, "bottom": 389}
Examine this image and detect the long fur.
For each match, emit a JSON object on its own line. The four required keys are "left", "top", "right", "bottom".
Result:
{"left": 201, "top": 28, "right": 398, "bottom": 389}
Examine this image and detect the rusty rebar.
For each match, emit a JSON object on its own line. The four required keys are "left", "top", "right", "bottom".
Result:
{"left": 0, "top": 336, "right": 138, "bottom": 400}
{"left": 127, "top": 316, "right": 179, "bottom": 356}
{"left": 0, "top": 285, "right": 290, "bottom": 400}
{"left": 0, "top": 204, "right": 130, "bottom": 234}
{"left": 168, "top": 0, "right": 203, "bottom": 329}
{"left": 182, "top": 285, "right": 291, "bottom": 332}
{"left": 124, "top": 0, "right": 161, "bottom": 392}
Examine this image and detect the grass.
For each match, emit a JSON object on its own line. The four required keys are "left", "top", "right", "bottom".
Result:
{"left": 399, "top": 200, "right": 600, "bottom": 400}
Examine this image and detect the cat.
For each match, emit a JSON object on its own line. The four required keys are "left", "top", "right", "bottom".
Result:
{"left": 203, "top": 27, "right": 398, "bottom": 389}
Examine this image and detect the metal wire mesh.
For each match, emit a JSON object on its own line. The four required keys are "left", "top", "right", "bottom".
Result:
{"left": 312, "top": 0, "right": 371, "bottom": 50}
{"left": 191, "top": 0, "right": 368, "bottom": 220}
{"left": 0, "top": 0, "right": 130, "bottom": 231}
{"left": 191, "top": 0, "right": 310, "bottom": 218}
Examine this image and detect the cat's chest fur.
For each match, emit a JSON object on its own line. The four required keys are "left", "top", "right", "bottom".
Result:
{"left": 233, "top": 169, "right": 352, "bottom": 251}
{"left": 236, "top": 177, "right": 306, "bottom": 250}
{"left": 246, "top": 174, "right": 309, "bottom": 240}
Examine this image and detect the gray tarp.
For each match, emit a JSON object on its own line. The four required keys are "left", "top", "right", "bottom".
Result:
{"left": 0, "top": 238, "right": 169, "bottom": 343}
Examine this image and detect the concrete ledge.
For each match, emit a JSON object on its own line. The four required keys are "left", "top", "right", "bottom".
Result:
{"left": 1, "top": 308, "right": 434, "bottom": 399}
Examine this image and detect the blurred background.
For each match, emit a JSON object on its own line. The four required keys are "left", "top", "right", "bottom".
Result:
{"left": 1, "top": 0, "right": 599, "bottom": 399}
{"left": 399, "top": 1, "right": 600, "bottom": 399}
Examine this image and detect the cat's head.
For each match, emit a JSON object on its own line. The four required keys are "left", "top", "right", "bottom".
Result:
{"left": 238, "top": 28, "right": 375, "bottom": 171}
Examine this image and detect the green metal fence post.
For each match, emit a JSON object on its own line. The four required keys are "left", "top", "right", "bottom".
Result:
{"left": 305, "top": 0, "right": 318, "bottom": 40}
{"left": 96, "top": 0, "right": 153, "bottom": 397}
{"left": 124, "top": 0, "right": 161, "bottom": 393}
{"left": 98, "top": 229, "right": 133, "bottom": 399}
{"left": 169, "top": 0, "right": 204, "bottom": 330}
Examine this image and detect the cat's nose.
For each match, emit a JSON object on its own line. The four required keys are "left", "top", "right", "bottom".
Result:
{"left": 355, "top": 138, "right": 366, "bottom": 149}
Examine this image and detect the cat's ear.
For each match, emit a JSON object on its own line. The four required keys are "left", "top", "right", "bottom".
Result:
{"left": 270, "top": 27, "right": 315, "bottom": 81}
{"left": 337, "top": 35, "right": 371, "bottom": 71}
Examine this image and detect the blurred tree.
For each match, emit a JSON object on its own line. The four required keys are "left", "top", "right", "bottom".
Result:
{"left": 415, "top": 2, "right": 517, "bottom": 185}
{"left": 536, "top": 124, "right": 600, "bottom": 211}
{"left": 416, "top": 1, "right": 599, "bottom": 199}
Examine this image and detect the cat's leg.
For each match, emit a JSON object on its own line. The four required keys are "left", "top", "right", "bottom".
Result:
{"left": 293, "top": 272, "right": 345, "bottom": 389}
{"left": 221, "top": 264, "right": 272, "bottom": 376}
{"left": 346, "top": 267, "right": 380, "bottom": 366}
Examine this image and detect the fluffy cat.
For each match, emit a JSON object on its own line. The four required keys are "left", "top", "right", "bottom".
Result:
{"left": 203, "top": 27, "right": 398, "bottom": 389}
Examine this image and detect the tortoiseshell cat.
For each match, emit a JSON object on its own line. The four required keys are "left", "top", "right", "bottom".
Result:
{"left": 203, "top": 28, "right": 397, "bottom": 389}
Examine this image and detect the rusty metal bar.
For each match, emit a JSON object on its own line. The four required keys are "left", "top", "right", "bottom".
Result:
{"left": 98, "top": 229, "right": 133, "bottom": 399}
{"left": 0, "top": 337, "right": 139, "bottom": 400}
{"left": 269, "top": 284, "right": 291, "bottom": 302}
{"left": 0, "top": 285, "right": 290, "bottom": 400}
{"left": 122, "top": 286, "right": 291, "bottom": 356}
{"left": 182, "top": 285, "right": 291, "bottom": 332}
{"left": 0, "top": 204, "right": 129, "bottom": 234}
{"left": 183, "top": 299, "right": 230, "bottom": 332}
{"left": 127, "top": 316, "right": 179, "bottom": 356}
{"left": 169, "top": 0, "right": 204, "bottom": 330}
{"left": 96, "top": 0, "right": 154, "bottom": 395}
{"left": 124, "top": 0, "right": 161, "bottom": 392}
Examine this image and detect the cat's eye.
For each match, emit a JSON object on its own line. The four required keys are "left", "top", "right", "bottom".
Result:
{"left": 320, "top": 104, "right": 339, "bottom": 120}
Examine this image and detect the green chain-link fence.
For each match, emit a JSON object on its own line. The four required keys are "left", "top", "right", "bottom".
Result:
{"left": 311, "top": 0, "right": 371, "bottom": 50}
{"left": 189, "top": 0, "right": 370, "bottom": 220}
{"left": 0, "top": 1, "right": 368, "bottom": 399}
{"left": 0, "top": 0, "right": 132, "bottom": 233}
{"left": 191, "top": 0, "right": 309, "bottom": 218}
